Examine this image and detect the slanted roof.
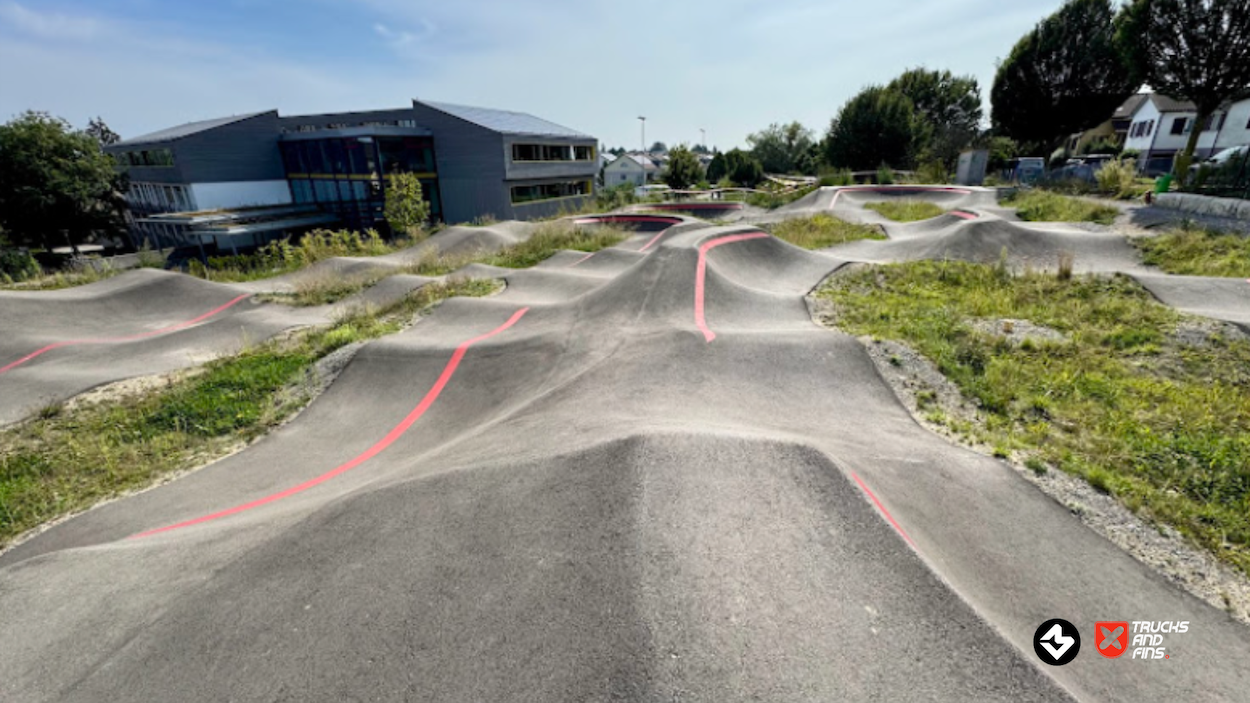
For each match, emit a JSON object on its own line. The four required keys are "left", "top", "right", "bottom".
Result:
{"left": 1147, "top": 93, "right": 1196, "bottom": 114}
{"left": 416, "top": 100, "right": 590, "bottom": 138}
{"left": 113, "top": 111, "right": 273, "bottom": 148}
{"left": 1113, "top": 94, "right": 1149, "bottom": 120}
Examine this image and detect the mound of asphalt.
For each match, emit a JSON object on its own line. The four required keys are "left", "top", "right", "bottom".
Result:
{"left": 416, "top": 220, "right": 539, "bottom": 258}
{"left": 631, "top": 201, "right": 752, "bottom": 221}
{"left": 0, "top": 269, "right": 297, "bottom": 425}
{"left": 1133, "top": 273, "right": 1250, "bottom": 331}
{"left": 5, "top": 211, "right": 1250, "bottom": 701}
{"left": 829, "top": 216, "right": 1146, "bottom": 272}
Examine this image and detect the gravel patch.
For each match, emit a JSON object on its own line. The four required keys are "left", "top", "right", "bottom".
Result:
{"left": 1171, "top": 317, "right": 1250, "bottom": 348}
{"left": 970, "top": 318, "right": 1067, "bottom": 345}
{"left": 808, "top": 284, "right": 1250, "bottom": 626}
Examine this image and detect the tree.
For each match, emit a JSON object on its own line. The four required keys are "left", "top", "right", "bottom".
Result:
{"left": 649, "top": 141, "right": 668, "bottom": 153}
{"left": 663, "top": 145, "right": 703, "bottom": 189}
{"left": 746, "top": 121, "right": 816, "bottom": 175}
{"left": 824, "top": 86, "right": 921, "bottom": 170}
{"left": 383, "top": 172, "right": 430, "bottom": 236}
{"left": 991, "top": 0, "right": 1137, "bottom": 151}
{"left": 86, "top": 117, "right": 121, "bottom": 147}
{"left": 0, "top": 111, "right": 125, "bottom": 252}
{"left": 888, "top": 68, "right": 983, "bottom": 167}
{"left": 1118, "top": 0, "right": 1250, "bottom": 176}
{"left": 706, "top": 150, "right": 727, "bottom": 183}
{"left": 691, "top": 144, "right": 710, "bottom": 154}
{"left": 722, "top": 149, "right": 764, "bottom": 187}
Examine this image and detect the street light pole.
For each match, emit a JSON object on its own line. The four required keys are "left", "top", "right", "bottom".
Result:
{"left": 638, "top": 116, "right": 646, "bottom": 153}
{"left": 700, "top": 128, "right": 706, "bottom": 150}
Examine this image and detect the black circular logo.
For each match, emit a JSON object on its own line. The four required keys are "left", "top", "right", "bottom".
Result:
{"left": 1033, "top": 618, "right": 1081, "bottom": 666}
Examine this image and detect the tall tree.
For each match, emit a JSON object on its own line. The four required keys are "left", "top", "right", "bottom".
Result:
{"left": 649, "top": 141, "right": 668, "bottom": 154}
{"left": 722, "top": 149, "right": 764, "bottom": 188}
{"left": 663, "top": 145, "right": 703, "bottom": 189}
{"left": 86, "top": 117, "right": 121, "bottom": 147}
{"left": 824, "top": 86, "right": 921, "bottom": 170}
{"left": 0, "top": 111, "right": 125, "bottom": 251}
{"left": 706, "top": 150, "right": 728, "bottom": 183}
{"left": 746, "top": 121, "right": 816, "bottom": 174}
{"left": 1118, "top": 0, "right": 1250, "bottom": 176}
{"left": 991, "top": 0, "right": 1136, "bottom": 151}
{"left": 888, "top": 68, "right": 983, "bottom": 167}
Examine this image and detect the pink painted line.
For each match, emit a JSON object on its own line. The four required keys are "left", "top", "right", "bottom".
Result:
{"left": 650, "top": 202, "right": 745, "bottom": 210}
{"left": 572, "top": 215, "right": 682, "bottom": 225}
{"left": 949, "top": 210, "right": 979, "bottom": 220}
{"left": 567, "top": 252, "right": 596, "bottom": 268}
{"left": 852, "top": 472, "right": 915, "bottom": 546}
{"left": 131, "top": 307, "right": 530, "bottom": 539}
{"left": 829, "top": 185, "right": 973, "bottom": 210}
{"left": 0, "top": 294, "right": 251, "bottom": 375}
{"left": 694, "top": 231, "right": 771, "bottom": 342}
{"left": 638, "top": 230, "right": 670, "bottom": 253}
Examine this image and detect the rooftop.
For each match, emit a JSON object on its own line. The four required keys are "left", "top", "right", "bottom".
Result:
{"left": 112, "top": 111, "right": 273, "bottom": 148}
{"left": 416, "top": 99, "right": 590, "bottom": 138}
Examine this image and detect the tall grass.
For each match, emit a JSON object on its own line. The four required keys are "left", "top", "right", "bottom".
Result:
{"left": 189, "top": 228, "right": 398, "bottom": 282}
{"left": 820, "top": 261, "right": 1250, "bottom": 576}
{"left": 864, "top": 200, "right": 946, "bottom": 222}
{"left": 1135, "top": 227, "right": 1250, "bottom": 278}
{"left": 1002, "top": 190, "right": 1119, "bottom": 224}
{"left": 763, "top": 214, "right": 886, "bottom": 249}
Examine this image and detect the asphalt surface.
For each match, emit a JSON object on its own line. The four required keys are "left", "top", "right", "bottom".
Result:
{"left": 2, "top": 187, "right": 1250, "bottom": 701}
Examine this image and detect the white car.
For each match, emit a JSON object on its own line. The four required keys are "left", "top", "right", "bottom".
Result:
{"left": 1192, "top": 145, "right": 1248, "bottom": 173}
{"left": 634, "top": 184, "right": 671, "bottom": 199}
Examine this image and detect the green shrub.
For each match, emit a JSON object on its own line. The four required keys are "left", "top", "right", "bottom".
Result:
{"left": 819, "top": 169, "right": 854, "bottom": 187}
{"left": 1095, "top": 158, "right": 1143, "bottom": 199}
{"left": 0, "top": 247, "right": 41, "bottom": 282}
{"left": 876, "top": 164, "right": 896, "bottom": 185}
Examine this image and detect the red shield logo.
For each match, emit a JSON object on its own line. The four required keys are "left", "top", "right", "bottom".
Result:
{"left": 1095, "top": 621, "right": 1130, "bottom": 659}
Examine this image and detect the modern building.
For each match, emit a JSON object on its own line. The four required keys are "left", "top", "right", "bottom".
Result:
{"left": 106, "top": 99, "right": 599, "bottom": 252}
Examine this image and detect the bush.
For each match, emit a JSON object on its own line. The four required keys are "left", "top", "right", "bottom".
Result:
{"left": 819, "top": 169, "right": 854, "bottom": 187}
{"left": 1095, "top": 158, "right": 1143, "bottom": 200}
{"left": 876, "top": 165, "right": 896, "bottom": 185}
{"left": 595, "top": 183, "right": 637, "bottom": 211}
{"left": 916, "top": 161, "right": 950, "bottom": 184}
{"left": 0, "top": 247, "right": 41, "bottom": 282}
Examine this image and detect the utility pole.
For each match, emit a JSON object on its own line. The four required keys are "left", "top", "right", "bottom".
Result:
{"left": 638, "top": 116, "right": 646, "bottom": 153}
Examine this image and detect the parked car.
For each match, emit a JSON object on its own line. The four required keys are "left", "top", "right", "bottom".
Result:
{"left": 1188, "top": 145, "right": 1248, "bottom": 174}
{"left": 1006, "top": 157, "right": 1045, "bottom": 184}
{"left": 634, "top": 184, "right": 672, "bottom": 199}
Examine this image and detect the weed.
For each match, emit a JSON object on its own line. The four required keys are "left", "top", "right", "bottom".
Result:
{"left": 1001, "top": 190, "right": 1119, "bottom": 224}
{"left": 1134, "top": 227, "right": 1250, "bottom": 278}
{"left": 761, "top": 214, "right": 885, "bottom": 249}
{"left": 864, "top": 200, "right": 946, "bottom": 222}
{"left": 1025, "top": 456, "right": 1048, "bottom": 475}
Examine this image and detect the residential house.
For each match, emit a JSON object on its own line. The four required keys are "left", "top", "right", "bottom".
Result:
{"left": 1123, "top": 94, "right": 1229, "bottom": 175}
{"left": 602, "top": 153, "right": 659, "bottom": 187}
{"left": 1066, "top": 93, "right": 1148, "bottom": 154}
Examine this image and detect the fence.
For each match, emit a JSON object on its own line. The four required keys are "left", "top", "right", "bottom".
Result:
{"left": 1184, "top": 152, "right": 1250, "bottom": 200}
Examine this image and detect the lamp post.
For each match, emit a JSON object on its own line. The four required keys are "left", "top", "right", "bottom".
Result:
{"left": 638, "top": 116, "right": 646, "bottom": 153}
{"left": 700, "top": 128, "right": 706, "bottom": 150}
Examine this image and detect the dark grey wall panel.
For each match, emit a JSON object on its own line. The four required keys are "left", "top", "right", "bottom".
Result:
{"left": 410, "top": 102, "right": 507, "bottom": 224}
{"left": 174, "top": 112, "right": 285, "bottom": 184}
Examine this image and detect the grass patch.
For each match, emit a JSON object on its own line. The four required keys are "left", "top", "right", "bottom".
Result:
{"left": 818, "top": 260, "right": 1250, "bottom": 576}
{"left": 1134, "top": 227, "right": 1250, "bottom": 278}
{"left": 0, "top": 277, "right": 501, "bottom": 548}
{"left": 864, "top": 200, "right": 946, "bottom": 222}
{"left": 762, "top": 214, "right": 886, "bottom": 250}
{"left": 189, "top": 228, "right": 407, "bottom": 283}
{"left": 1001, "top": 190, "right": 1119, "bottom": 224}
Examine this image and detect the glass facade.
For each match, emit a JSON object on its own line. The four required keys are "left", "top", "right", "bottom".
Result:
{"left": 511, "top": 143, "right": 595, "bottom": 162}
{"left": 280, "top": 135, "right": 440, "bottom": 231}
{"left": 510, "top": 179, "right": 591, "bottom": 204}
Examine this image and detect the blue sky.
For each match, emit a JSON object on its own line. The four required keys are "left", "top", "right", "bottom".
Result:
{"left": 0, "top": 0, "right": 1068, "bottom": 150}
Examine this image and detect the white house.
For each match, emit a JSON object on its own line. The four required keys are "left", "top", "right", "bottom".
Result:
{"left": 602, "top": 153, "right": 659, "bottom": 187}
{"left": 1124, "top": 94, "right": 1250, "bottom": 174}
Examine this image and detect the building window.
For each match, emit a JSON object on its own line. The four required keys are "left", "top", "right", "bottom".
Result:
{"left": 511, "top": 143, "right": 591, "bottom": 162}
{"left": 1146, "top": 120, "right": 1154, "bottom": 136}
{"left": 1171, "top": 117, "right": 1189, "bottom": 135}
{"left": 510, "top": 180, "right": 590, "bottom": 204}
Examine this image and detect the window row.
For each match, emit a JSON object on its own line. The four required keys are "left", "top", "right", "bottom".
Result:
{"left": 280, "top": 119, "right": 421, "bottom": 134}
{"left": 116, "top": 148, "right": 175, "bottom": 168}
{"left": 280, "top": 137, "right": 435, "bottom": 178}
{"left": 128, "top": 181, "right": 191, "bottom": 212}
{"left": 1130, "top": 120, "right": 1155, "bottom": 139}
{"left": 511, "top": 144, "right": 595, "bottom": 162}
{"left": 510, "top": 180, "right": 591, "bottom": 204}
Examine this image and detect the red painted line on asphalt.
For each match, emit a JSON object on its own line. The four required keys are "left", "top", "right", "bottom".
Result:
{"left": 638, "top": 230, "right": 670, "bottom": 253}
{"left": 567, "top": 252, "right": 596, "bottom": 267}
{"left": 572, "top": 215, "right": 682, "bottom": 225}
{"left": 828, "top": 185, "right": 973, "bottom": 210}
{"left": 648, "top": 202, "right": 745, "bottom": 210}
{"left": 852, "top": 472, "right": 915, "bottom": 547}
{"left": 130, "top": 307, "right": 531, "bottom": 539}
{"left": 0, "top": 294, "right": 251, "bottom": 375}
{"left": 949, "top": 210, "right": 979, "bottom": 220}
{"left": 694, "top": 231, "right": 771, "bottom": 342}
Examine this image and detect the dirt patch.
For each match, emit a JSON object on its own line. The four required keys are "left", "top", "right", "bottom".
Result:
{"left": 1170, "top": 317, "right": 1249, "bottom": 348}
{"left": 970, "top": 318, "right": 1067, "bottom": 345}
